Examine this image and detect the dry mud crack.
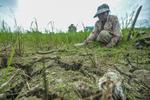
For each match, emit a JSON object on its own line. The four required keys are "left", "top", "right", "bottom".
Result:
{"left": 0, "top": 48, "right": 150, "bottom": 100}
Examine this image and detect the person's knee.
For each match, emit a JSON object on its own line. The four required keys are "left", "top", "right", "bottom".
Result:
{"left": 100, "top": 30, "right": 110, "bottom": 35}
{"left": 96, "top": 30, "right": 112, "bottom": 43}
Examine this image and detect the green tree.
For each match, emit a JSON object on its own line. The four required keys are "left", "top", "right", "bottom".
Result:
{"left": 68, "top": 24, "right": 77, "bottom": 32}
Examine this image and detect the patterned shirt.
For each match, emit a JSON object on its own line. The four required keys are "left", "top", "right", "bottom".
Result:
{"left": 85, "top": 15, "right": 122, "bottom": 47}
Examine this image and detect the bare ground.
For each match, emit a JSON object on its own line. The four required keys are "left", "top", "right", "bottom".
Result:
{"left": 0, "top": 45, "right": 150, "bottom": 100}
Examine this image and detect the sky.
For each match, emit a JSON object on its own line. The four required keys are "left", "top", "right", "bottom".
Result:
{"left": 0, "top": 0, "right": 149, "bottom": 32}
{"left": 0, "top": 0, "right": 18, "bottom": 31}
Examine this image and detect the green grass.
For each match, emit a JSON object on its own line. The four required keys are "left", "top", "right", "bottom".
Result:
{"left": 0, "top": 31, "right": 90, "bottom": 51}
{"left": 0, "top": 28, "right": 149, "bottom": 54}
{"left": 0, "top": 28, "right": 149, "bottom": 58}
{"left": 0, "top": 28, "right": 150, "bottom": 48}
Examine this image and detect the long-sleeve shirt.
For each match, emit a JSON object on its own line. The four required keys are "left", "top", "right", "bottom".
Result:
{"left": 85, "top": 15, "right": 122, "bottom": 47}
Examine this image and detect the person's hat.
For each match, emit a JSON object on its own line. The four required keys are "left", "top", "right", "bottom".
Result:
{"left": 94, "top": 4, "right": 110, "bottom": 18}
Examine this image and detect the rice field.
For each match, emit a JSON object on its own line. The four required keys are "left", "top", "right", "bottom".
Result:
{"left": 0, "top": 26, "right": 150, "bottom": 100}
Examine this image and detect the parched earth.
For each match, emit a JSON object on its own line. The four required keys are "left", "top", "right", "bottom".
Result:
{"left": 0, "top": 45, "right": 150, "bottom": 100}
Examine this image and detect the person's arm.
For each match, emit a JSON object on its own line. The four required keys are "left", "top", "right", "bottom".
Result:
{"left": 106, "top": 16, "right": 122, "bottom": 48}
{"left": 84, "top": 22, "right": 100, "bottom": 44}
{"left": 74, "top": 21, "right": 100, "bottom": 47}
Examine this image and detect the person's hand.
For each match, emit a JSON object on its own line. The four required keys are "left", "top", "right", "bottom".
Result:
{"left": 74, "top": 42, "right": 86, "bottom": 47}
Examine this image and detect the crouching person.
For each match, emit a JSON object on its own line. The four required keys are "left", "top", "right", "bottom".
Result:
{"left": 75, "top": 4, "right": 122, "bottom": 48}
